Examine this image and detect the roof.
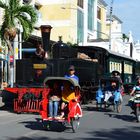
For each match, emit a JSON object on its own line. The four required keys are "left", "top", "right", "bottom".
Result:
{"left": 44, "top": 77, "right": 80, "bottom": 88}
{"left": 107, "top": 49, "right": 135, "bottom": 61}
{"left": 100, "top": 77, "right": 120, "bottom": 82}
{"left": 98, "top": 0, "right": 108, "bottom": 7}
{"left": 22, "top": 35, "right": 56, "bottom": 48}
{"left": 107, "top": 15, "right": 123, "bottom": 24}
{"left": 78, "top": 46, "right": 135, "bottom": 61}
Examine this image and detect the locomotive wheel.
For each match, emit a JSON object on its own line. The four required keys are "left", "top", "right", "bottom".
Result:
{"left": 70, "top": 117, "right": 80, "bottom": 133}
{"left": 136, "top": 106, "right": 140, "bottom": 122}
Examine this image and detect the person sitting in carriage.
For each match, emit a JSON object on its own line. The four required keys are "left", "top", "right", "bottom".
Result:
{"left": 104, "top": 81, "right": 121, "bottom": 106}
{"left": 59, "top": 81, "right": 78, "bottom": 119}
{"left": 96, "top": 83, "right": 105, "bottom": 108}
{"left": 111, "top": 70, "right": 124, "bottom": 95}
{"left": 48, "top": 82, "right": 61, "bottom": 119}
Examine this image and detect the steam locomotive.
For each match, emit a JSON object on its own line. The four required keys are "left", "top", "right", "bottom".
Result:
{"left": 2, "top": 25, "right": 139, "bottom": 104}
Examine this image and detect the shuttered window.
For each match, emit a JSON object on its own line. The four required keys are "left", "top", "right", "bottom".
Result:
{"left": 77, "top": 0, "right": 84, "bottom": 8}
{"left": 88, "top": 0, "right": 94, "bottom": 31}
{"left": 77, "top": 10, "right": 84, "bottom": 43}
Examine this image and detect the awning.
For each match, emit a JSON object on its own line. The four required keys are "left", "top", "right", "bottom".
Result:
{"left": 22, "top": 48, "right": 36, "bottom": 52}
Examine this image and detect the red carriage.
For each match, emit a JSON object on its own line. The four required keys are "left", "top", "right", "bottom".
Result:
{"left": 40, "top": 77, "right": 82, "bottom": 132}
{"left": 3, "top": 87, "right": 46, "bottom": 113}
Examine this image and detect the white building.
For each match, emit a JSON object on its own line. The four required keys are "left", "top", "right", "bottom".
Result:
{"left": 133, "top": 40, "right": 140, "bottom": 61}
{"left": 22, "top": 0, "right": 140, "bottom": 61}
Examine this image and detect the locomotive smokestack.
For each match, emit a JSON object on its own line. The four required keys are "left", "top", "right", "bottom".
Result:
{"left": 40, "top": 25, "right": 52, "bottom": 58}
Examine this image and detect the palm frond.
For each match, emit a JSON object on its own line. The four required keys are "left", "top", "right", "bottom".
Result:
{"left": 0, "top": 0, "right": 38, "bottom": 42}
{"left": 17, "top": 16, "right": 34, "bottom": 40}
{"left": 0, "top": 0, "right": 7, "bottom": 9}
{"left": 0, "top": 21, "right": 7, "bottom": 41}
{"left": 15, "top": 5, "right": 37, "bottom": 24}
{"left": 9, "top": 0, "right": 19, "bottom": 9}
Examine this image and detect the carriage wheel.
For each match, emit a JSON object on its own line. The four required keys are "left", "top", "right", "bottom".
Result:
{"left": 42, "top": 120, "right": 51, "bottom": 130}
{"left": 136, "top": 106, "right": 140, "bottom": 122}
{"left": 70, "top": 117, "right": 80, "bottom": 133}
{"left": 96, "top": 103, "right": 103, "bottom": 110}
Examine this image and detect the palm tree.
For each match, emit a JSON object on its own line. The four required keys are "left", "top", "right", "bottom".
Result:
{"left": 0, "top": 0, "right": 37, "bottom": 86}
{"left": 0, "top": 0, "right": 37, "bottom": 53}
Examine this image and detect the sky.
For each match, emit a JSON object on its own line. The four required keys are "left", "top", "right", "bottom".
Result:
{"left": 105, "top": 0, "right": 140, "bottom": 42}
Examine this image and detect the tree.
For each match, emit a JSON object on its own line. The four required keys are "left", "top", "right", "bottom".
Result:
{"left": 0, "top": 0, "right": 37, "bottom": 53}
{"left": 0, "top": 0, "right": 37, "bottom": 86}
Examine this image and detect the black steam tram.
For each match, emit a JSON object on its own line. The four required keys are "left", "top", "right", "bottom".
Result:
{"left": 2, "top": 25, "right": 138, "bottom": 105}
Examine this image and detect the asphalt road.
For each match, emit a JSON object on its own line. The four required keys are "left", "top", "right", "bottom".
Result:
{"left": 0, "top": 95, "right": 139, "bottom": 140}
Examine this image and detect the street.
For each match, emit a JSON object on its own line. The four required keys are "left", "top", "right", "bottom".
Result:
{"left": 0, "top": 95, "right": 139, "bottom": 140}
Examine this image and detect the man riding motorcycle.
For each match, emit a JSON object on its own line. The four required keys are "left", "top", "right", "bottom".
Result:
{"left": 129, "top": 76, "right": 140, "bottom": 114}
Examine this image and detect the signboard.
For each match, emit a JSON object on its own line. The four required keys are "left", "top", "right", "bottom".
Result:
{"left": 33, "top": 64, "right": 47, "bottom": 69}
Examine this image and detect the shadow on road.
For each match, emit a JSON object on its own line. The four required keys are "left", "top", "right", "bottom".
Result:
{"left": 19, "top": 118, "right": 70, "bottom": 132}
{"left": 6, "top": 137, "right": 48, "bottom": 140}
{"left": 88, "top": 126, "right": 140, "bottom": 140}
{"left": 5, "top": 137, "right": 70, "bottom": 140}
{"left": 82, "top": 104, "right": 114, "bottom": 113}
{"left": 6, "top": 126, "right": 140, "bottom": 140}
{"left": 0, "top": 104, "right": 14, "bottom": 112}
{"left": 104, "top": 112, "right": 137, "bottom": 123}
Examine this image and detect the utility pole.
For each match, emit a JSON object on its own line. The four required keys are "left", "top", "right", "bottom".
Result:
{"left": 109, "top": 0, "right": 114, "bottom": 50}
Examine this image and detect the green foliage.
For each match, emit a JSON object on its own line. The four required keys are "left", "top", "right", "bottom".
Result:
{"left": 0, "top": 0, "right": 38, "bottom": 42}
{"left": 122, "top": 33, "right": 129, "bottom": 40}
{"left": 66, "top": 41, "right": 78, "bottom": 48}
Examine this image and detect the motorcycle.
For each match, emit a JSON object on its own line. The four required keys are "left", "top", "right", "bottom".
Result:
{"left": 130, "top": 94, "right": 140, "bottom": 122}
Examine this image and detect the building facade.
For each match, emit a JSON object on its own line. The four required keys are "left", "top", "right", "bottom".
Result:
{"left": 96, "top": 0, "right": 107, "bottom": 39}
{"left": 28, "top": 0, "right": 98, "bottom": 45}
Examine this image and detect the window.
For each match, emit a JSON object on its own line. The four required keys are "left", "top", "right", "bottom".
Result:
{"left": 97, "top": 6, "right": 101, "bottom": 20}
{"left": 88, "top": 0, "right": 94, "bottom": 31}
{"left": 77, "top": 10, "right": 84, "bottom": 43}
{"left": 110, "top": 62, "right": 112, "bottom": 72}
{"left": 77, "top": 0, "right": 83, "bottom": 8}
{"left": 97, "top": 21, "right": 101, "bottom": 38}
